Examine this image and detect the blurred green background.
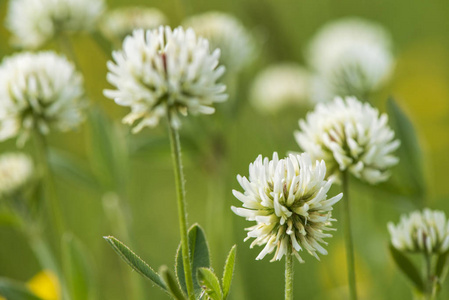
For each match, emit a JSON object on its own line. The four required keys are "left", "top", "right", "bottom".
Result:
{"left": 1, "top": 0, "right": 449, "bottom": 299}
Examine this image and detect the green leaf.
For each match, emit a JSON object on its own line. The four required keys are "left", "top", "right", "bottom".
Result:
{"left": 197, "top": 268, "right": 223, "bottom": 300}
{"left": 175, "top": 224, "right": 210, "bottom": 297}
{"left": 159, "top": 266, "right": 186, "bottom": 300}
{"left": 62, "top": 234, "right": 95, "bottom": 300}
{"left": 389, "top": 244, "right": 425, "bottom": 292}
{"left": 103, "top": 236, "right": 167, "bottom": 292}
{"left": 222, "top": 245, "right": 236, "bottom": 300}
{"left": 90, "top": 31, "right": 113, "bottom": 56}
{"left": 436, "top": 250, "right": 449, "bottom": 282}
{"left": 386, "top": 98, "right": 426, "bottom": 202}
{"left": 48, "top": 148, "right": 99, "bottom": 191}
{"left": 87, "top": 108, "right": 128, "bottom": 191}
{"left": 175, "top": 245, "right": 187, "bottom": 295}
{"left": 0, "top": 278, "right": 43, "bottom": 300}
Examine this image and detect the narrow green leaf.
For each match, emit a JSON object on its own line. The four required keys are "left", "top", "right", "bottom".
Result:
{"left": 436, "top": 250, "right": 449, "bottom": 282}
{"left": 175, "top": 244, "right": 187, "bottom": 295}
{"left": 159, "top": 266, "right": 186, "bottom": 300}
{"left": 87, "top": 108, "right": 128, "bottom": 191}
{"left": 103, "top": 236, "right": 167, "bottom": 291}
{"left": 62, "top": 234, "right": 95, "bottom": 300}
{"left": 48, "top": 149, "right": 99, "bottom": 191}
{"left": 222, "top": 245, "right": 236, "bottom": 300}
{"left": 389, "top": 244, "right": 425, "bottom": 292}
{"left": 90, "top": 31, "right": 113, "bottom": 56}
{"left": 386, "top": 98, "right": 426, "bottom": 202}
{"left": 0, "top": 278, "right": 43, "bottom": 300}
{"left": 197, "top": 268, "right": 223, "bottom": 300}
{"left": 175, "top": 224, "right": 210, "bottom": 297}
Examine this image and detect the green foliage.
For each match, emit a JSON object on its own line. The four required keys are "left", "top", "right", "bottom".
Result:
{"left": 197, "top": 268, "right": 223, "bottom": 300}
{"left": 86, "top": 108, "right": 128, "bottom": 191}
{"left": 389, "top": 244, "right": 425, "bottom": 292}
{"left": 435, "top": 250, "right": 449, "bottom": 290}
{"left": 222, "top": 245, "right": 237, "bottom": 300}
{"left": 0, "top": 278, "right": 43, "bottom": 300}
{"left": 385, "top": 98, "right": 426, "bottom": 203}
{"left": 62, "top": 233, "right": 95, "bottom": 300}
{"left": 176, "top": 224, "right": 211, "bottom": 297}
{"left": 48, "top": 148, "right": 99, "bottom": 191}
{"left": 103, "top": 236, "right": 168, "bottom": 293}
{"left": 159, "top": 266, "right": 187, "bottom": 300}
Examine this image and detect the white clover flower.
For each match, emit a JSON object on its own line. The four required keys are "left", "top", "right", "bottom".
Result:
{"left": 307, "top": 17, "right": 394, "bottom": 101}
{"left": 0, "top": 51, "right": 85, "bottom": 146}
{"left": 232, "top": 152, "right": 342, "bottom": 262}
{"left": 104, "top": 26, "right": 228, "bottom": 132}
{"left": 250, "top": 63, "right": 311, "bottom": 113}
{"left": 183, "top": 12, "right": 256, "bottom": 73}
{"left": 388, "top": 209, "right": 449, "bottom": 254}
{"left": 100, "top": 7, "right": 167, "bottom": 43}
{"left": 6, "top": 0, "right": 105, "bottom": 49}
{"left": 0, "top": 153, "right": 33, "bottom": 198}
{"left": 295, "top": 96, "right": 400, "bottom": 184}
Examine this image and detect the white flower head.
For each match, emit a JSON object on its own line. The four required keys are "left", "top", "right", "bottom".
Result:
{"left": 388, "top": 209, "right": 449, "bottom": 254}
{"left": 6, "top": 0, "right": 106, "bottom": 49}
{"left": 250, "top": 63, "right": 311, "bottom": 114}
{"left": 307, "top": 17, "right": 394, "bottom": 101}
{"left": 104, "top": 26, "right": 228, "bottom": 132}
{"left": 0, "top": 153, "right": 34, "bottom": 199}
{"left": 183, "top": 11, "right": 256, "bottom": 73}
{"left": 100, "top": 7, "right": 168, "bottom": 43}
{"left": 232, "top": 152, "right": 342, "bottom": 262}
{"left": 0, "top": 51, "right": 86, "bottom": 146}
{"left": 295, "top": 96, "right": 400, "bottom": 184}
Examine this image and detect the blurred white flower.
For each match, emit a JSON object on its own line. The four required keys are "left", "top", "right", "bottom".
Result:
{"left": 232, "top": 152, "right": 342, "bottom": 262}
{"left": 0, "top": 51, "right": 85, "bottom": 146}
{"left": 250, "top": 63, "right": 311, "bottom": 113}
{"left": 100, "top": 7, "right": 167, "bottom": 43}
{"left": 183, "top": 11, "right": 256, "bottom": 73}
{"left": 388, "top": 209, "right": 449, "bottom": 254}
{"left": 295, "top": 96, "right": 400, "bottom": 184}
{"left": 6, "top": 0, "right": 105, "bottom": 49}
{"left": 104, "top": 26, "right": 227, "bottom": 132}
{"left": 0, "top": 153, "right": 33, "bottom": 198}
{"left": 307, "top": 17, "right": 394, "bottom": 101}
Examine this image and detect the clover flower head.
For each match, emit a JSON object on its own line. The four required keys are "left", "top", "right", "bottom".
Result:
{"left": 183, "top": 11, "right": 256, "bottom": 73}
{"left": 7, "top": 0, "right": 105, "bottom": 49}
{"left": 232, "top": 152, "right": 342, "bottom": 262}
{"left": 307, "top": 17, "right": 394, "bottom": 101}
{"left": 100, "top": 7, "right": 168, "bottom": 42}
{"left": 0, "top": 153, "right": 33, "bottom": 199}
{"left": 0, "top": 51, "right": 86, "bottom": 146}
{"left": 295, "top": 96, "right": 400, "bottom": 184}
{"left": 388, "top": 209, "right": 449, "bottom": 254}
{"left": 250, "top": 63, "right": 311, "bottom": 113}
{"left": 104, "top": 26, "right": 228, "bottom": 132}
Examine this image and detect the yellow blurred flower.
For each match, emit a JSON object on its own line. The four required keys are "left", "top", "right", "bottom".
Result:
{"left": 27, "top": 270, "right": 60, "bottom": 300}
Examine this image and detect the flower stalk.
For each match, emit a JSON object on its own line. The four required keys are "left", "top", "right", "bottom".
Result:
{"left": 167, "top": 112, "right": 195, "bottom": 300}
{"left": 342, "top": 171, "right": 357, "bottom": 300}
{"left": 33, "top": 130, "right": 65, "bottom": 238}
{"left": 285, "top": 249, "right": 294, "bottom": 300}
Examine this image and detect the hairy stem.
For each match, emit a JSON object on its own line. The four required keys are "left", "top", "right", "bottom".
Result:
{"left": 285, "top": 248, "right": 294, "bottom": 300}
{"left": 167, "top": 113, "right": 195, "bottom": 300}
{"left": 342, "top": 171, "right": 357, "bottom": 300}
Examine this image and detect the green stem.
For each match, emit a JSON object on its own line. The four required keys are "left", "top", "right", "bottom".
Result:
{"left": 342, "top": 171, "right": 357, "bottom": 300}
{"left": 424, "top": 254, "right": 438, "bottom": 300}
{"left": 285, "top": 249, "right": 294, "bottom": 300}
{"left": 167, "top": 113, "right": 195, "bottom": 300}
{"left": 58, "top": 33, "right": 81, "bottom": 70}
{"left": 33, "top": 130, "right": 65, "bottom": 239}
